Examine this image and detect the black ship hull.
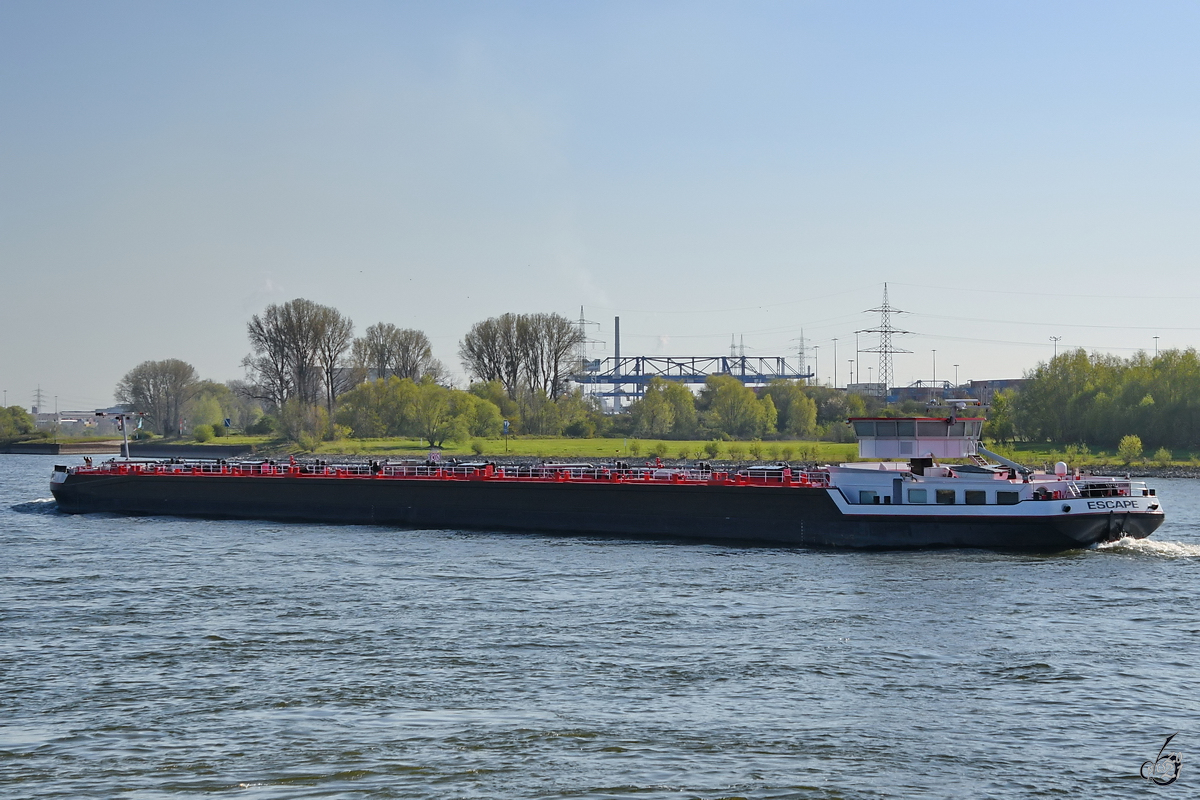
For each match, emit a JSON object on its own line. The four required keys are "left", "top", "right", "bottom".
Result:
{"left": 50, "top": 472, "right": 1163, "bottom": 551}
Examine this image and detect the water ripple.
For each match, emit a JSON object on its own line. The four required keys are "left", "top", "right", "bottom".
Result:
{"left": 2, "top": 457, "right": 1199, "bottom": 799}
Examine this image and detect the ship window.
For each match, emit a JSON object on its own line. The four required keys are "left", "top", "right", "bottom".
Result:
{"left": 899, "top": 441, "right": 914, "bottom": 455}
{"left": 876, "top": 420, "right": 897, "bottom": 437}
{"left": 853, "top": 421, "right": 875, "bottom": 437}
{"left": 859, "top": 490, "right": 878, "bottom": 504}
{"left": 947, "top": 421, "right": 966, "bottom": 437}
{"left": 965, "top": 490, "right": 987, "bottom": 505}
{"left": 907, "top": 488, "right": 927, "bottom": 503}
{"left": 917, "top": 421, "right": 946, "bottom": 436}
{"left": 997, "top": 491, "right": 1020, "bottom": 505}
{"left": 936, "top": 489, "right": 956, "bottom": 505}
{"left": 896, "top": 420, "right": 916, "bottom": 436}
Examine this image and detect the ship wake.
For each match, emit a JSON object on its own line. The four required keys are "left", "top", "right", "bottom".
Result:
{"left": 10, "top": 498, "right": 59, "bottom": 515}
{"left": 1095, "top": 535, "right": 1200, "bottom": 558}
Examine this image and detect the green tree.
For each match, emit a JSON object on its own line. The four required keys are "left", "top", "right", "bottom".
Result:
{"left": 335, "top": 376, "right": 419, "bottom": 437}
{"left": 1117, "top": 434, "right": 1143, "bottom": 465}
{"left": 0, "top": 406, "right": 36, "bottom": 442}
{"left": 279, "top": 398, "right": 329, "bottom": 444}
{"left": 662, "top": 381, "right": 698, "bottom": 437}
{"left": 761, "top": 381, "right": 815, "bottom": 437}
{"left": 411, "top": 380, "right": 463, "bottom": 447}
{"left": 984, "top": 389, "right": 1017, "bottom": 444}
{"left": 187, "top": 395, "right": 224, "bottom": 430}
{"left": 468, "top": 380, "right": 520, "bottom": 429}
{"left": 630, "top": 378, "right": 675, "bottom": 437}
{"left": 519, "top": 389, "right": 563, "bottom": 435}
{"left": 451, "top": 392, "right": 504, "bottom": 437}
{"left": 699, "top": 375, "right": 771, "bottom": 439}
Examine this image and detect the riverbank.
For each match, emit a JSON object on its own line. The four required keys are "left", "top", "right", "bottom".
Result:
{"left": 14, "top": 435, "right": 1200, "bottom": 477}
{"left": 1, "top": 441, "right": 123, "bottom": 455}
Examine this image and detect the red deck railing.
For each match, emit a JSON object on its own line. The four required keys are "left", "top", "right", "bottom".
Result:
{"left": 69, "top": 460, "right": 833, "bottom": 488}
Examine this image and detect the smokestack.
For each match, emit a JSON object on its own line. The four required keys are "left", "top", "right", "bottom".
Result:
{"left": 614, "top": 316, "right": 621, "bottom": 362}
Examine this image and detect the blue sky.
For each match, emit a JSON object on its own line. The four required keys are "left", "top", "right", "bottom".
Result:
{"left": 3, "top": 1, "right": 1199, "bottom": 409}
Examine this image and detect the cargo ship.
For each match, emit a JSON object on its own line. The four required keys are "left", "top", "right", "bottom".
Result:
{"left": 50, "top": 415, "right": 1164, "bottom": 551}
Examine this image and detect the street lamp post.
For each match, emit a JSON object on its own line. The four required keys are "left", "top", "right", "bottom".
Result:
{"left": 849, "top": 359, "right": 854, "bottom": 387}
{"left": 953, "top": 364, "right": 959, "bottom": 389}
{"left": 1050, "top": 336, "right": 1062, "bottom": 358}
{"left": 931, "top": 350, "right": 937, "bottom": 402}
{"left": 830, "top": 338, "right": 840, "bottom": 388}
{"left": 814, "top": 346, "right": 820, "bottom": 387}
{"left": 1154, "top": 336, "right": 1160, "bottom": 358}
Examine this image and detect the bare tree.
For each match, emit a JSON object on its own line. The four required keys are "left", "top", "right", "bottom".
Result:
{"left": 313, "top": 306, "right": 355, "bottom": 413}
{"left": 276, "top": 299, "right": 324, "bottom": 406}
{"left": 244, "top": 305, "right": 293, "bottom": 408}
{"left": 115, "top": 359, "right": 198, "bottom": 436}
{"left": 244, "top": 299, "right": 339, "bottom": 409}
{"left": 459, "top": 312, "right": 583, "bottom": 399}
{"left": 529, "top": 312, "right": 585, "bottom": 399}
{"left": 352, "top": 323, "right": 441, "bottom": 382}
{"left": 459, "top": 313, "right": 523, "bottom": 397}
{"left": 391, "top": 328, "right": 435, "bottom": 381}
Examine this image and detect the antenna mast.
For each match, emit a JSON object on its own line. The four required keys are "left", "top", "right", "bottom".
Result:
{"left": 856, "top": 283, "right": 911, "bottom": 398}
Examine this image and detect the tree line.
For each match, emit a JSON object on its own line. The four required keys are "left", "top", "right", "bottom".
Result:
{"left": 115, "top": 300, "right": 594, "bottom": 445}
{"left": 987, "top": 348, "right": 1200, "bottom": 450}
{"left": 624, "top": 376, "right": 868, "bottom": 442}
{"left": 115, "top": 296, "right": 887, "bottom": 447}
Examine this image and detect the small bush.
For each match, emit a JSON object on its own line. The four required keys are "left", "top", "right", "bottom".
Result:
{"left": 296, "top": 432, "right": 320, "bottom": 452}
{"left": 629, "top": 439, "right": 642, "bottom": 456}
{"left": 767, "top": 445, "right": 780, "bottom": 461}
{"left": 650, "top": 441, "right": 670, "bottom": 459}
{"left": 748, "top": 440, "right": 763, "bottom": 460}
{"left": 1064, "top": 443, "right": 1091, "bottom": 464}
{"left": 563, "top": 420, "right": 596, "bottom": 438}
{"left": 1154, "top": 446, "right": 1172, "bottom": 466}
{"left": 677, "top": 448, "right": 689, "bottom": 460}
{"left": 211, "top": 423, "right": 227, "bottom": 438}
{"left": 703, "top": 440, "right": 722, "bottom": 459}
{"left": 246, "top": 415, "right": 277, "bottom": 435}
{"left": 471, "top": 439, "right": 486, "bottom": 455}
{"left": 780, "top": 446, "right": 794, "bottom": 461}
{"left": 727, "top": 444, "right": 746, "bottom": 461}
{"left": 192, "top": 424, "right": 214, "bottom": 443}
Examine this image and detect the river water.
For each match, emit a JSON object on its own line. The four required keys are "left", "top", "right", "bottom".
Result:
{"left": 2, "top": 454, "right": 1197, "bottom": 799}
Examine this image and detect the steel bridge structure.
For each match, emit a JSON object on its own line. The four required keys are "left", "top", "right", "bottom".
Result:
{"left": 572, "top": 356, "right": 814, "bottom": 400}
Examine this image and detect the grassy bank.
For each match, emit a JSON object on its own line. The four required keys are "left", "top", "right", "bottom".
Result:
{"left": 68, "top": 434, "right": 857, "bottom": 462}
{"left": 989, "top": 441, "right": 1200, "bottom": 469}
{"left": 315, "top": 436, "right": 860, "bottom": 463}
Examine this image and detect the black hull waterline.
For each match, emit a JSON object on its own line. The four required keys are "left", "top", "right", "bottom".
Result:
{"left": 51, "top": 473, "right": 1163, "bottom": 551}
